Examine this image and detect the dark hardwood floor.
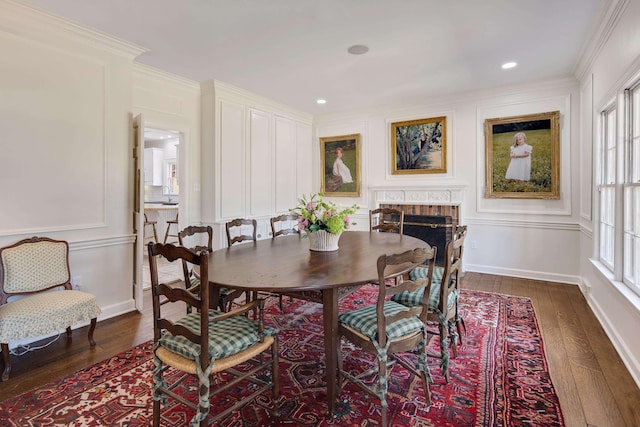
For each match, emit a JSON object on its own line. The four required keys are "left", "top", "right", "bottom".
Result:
{"left": 1, "top": 272, "right": 639, "bottom": 427}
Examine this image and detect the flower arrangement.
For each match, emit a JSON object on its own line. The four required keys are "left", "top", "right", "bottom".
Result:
{"left": 291, "top": 193, "right": 359, "bottom": 235}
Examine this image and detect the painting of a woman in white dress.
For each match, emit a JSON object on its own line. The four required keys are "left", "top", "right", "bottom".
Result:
{"left": 332, "top": 148, "right": 353, "bottom": 183}
{"left": 505, "top": 132, "right": 532, "bottom": 181}
{"left": 320, "top": 134, "right": 361, "bottom": 197}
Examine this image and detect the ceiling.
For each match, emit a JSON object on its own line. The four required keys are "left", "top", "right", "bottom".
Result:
{"left": 20, "top": 0, "right": 606, "bottom": 116}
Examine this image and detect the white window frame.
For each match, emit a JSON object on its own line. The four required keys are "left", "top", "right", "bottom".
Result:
{"left": 622, "top": 86, "right": 640, "bottom": 292}
{"left": 596, "top": 79, "right": 640, "bottom": 297}
{"left": 598, "top": 104, "right": 617, "bottom": 271}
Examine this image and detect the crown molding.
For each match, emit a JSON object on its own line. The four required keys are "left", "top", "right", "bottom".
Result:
{"left": 133, "top": 63, "right": 200, "bottom": 93}
{"left": 203, "top": 79, "right": 313, "bottom": 123}
{"left": 574, "top": 0, "right": 629, "bottom": 81}
{"left": 1, "top": 0, "right": 147, "bottom": 59}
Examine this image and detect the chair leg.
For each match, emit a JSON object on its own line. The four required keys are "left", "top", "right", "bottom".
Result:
{"left": 152, "top": 224, "right": 158, "bottom": 243}
{"left": 439, "top": 323, "right": 450, "bottom": 383}
{"left": 1, "top": 343, "right": 10, "bottom": 381}
{"left": 420, "top": 370, "right": 432, "bottom": 407}
{"left": 152, "top": 398, "right": 161, "bottom": 427}
{"left": 271, "top": 336, "right": 281, "bottom": 420}
{"left": 163, "top": 224, "right": 170, "bottom": 244}
{"left": 88, "top": 318, "right": 97, "bottom": 347}
{"left": 378, "top": 356, "right": 389, "bottom": 427}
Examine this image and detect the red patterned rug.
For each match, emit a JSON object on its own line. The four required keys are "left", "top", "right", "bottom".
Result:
{"left": 0, "top": 288, "right": 564, "bottom": 426}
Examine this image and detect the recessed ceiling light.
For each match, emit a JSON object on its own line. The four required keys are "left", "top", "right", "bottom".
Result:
{"left": 316, "top": 99, "right": 327, "bottom": 105}
{"left": 347, "top": 45, "right": 369, "bottom": 55}
{"left": 502, "top": 62, "right": 517, "bottom": 69}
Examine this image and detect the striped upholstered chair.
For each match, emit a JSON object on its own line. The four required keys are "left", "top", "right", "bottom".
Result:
{"left": 147, "top": 242, "right": 279, "bottom": 426}
{"left": 0, "top": 236, "right": 101, "bottom": 381}
{"left": 391, "top": 225, "right": 468, "bottom": 382}
{"left": 337, "top": 246, "right": 437, "bottom": 427}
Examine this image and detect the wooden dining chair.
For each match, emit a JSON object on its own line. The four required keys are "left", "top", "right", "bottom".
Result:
{"left": 391, "top": 225, "right": 468, "bottom": 382}
{"left": 369, "top": 207, "right": 404, "bottom": 234}
{"left": 147, "top": 242, "right": 280, "bottom": 426}
{"left": 270, "top": 214, "right": 300, "bottom": 238}
{"left": 178, "top": 225, "right": 247, "bottom": 313}
{"left": 269, "top": 214, "right": 301, "bottom": 310}
{"left": 225, "top": 218, "right": 257, "bottom": 246}
{"left": 337, "top": 246, "right": 437, "bottom": 427}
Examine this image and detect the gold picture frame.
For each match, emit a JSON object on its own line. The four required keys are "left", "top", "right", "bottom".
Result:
{"left": 391, "top": 116, "right": 447, "bottom": 174}
{"left": 484, "top": 111, "right": 560, "bottom": 199}
{"left": 320, "top": 134, "right": 361, "bottom": 197}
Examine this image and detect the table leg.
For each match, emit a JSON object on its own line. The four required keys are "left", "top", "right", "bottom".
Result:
{"left": 322, "top": 287, "right": 339, "bottom": 418}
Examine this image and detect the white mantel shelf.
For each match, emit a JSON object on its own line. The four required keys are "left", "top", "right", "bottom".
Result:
{"left": 370, "top": 185, "right": 466, "bottom": 206}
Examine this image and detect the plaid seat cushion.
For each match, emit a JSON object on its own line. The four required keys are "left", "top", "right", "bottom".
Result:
{"left": 391, "top": 266, "right": 457, "bottom": 309}
{"left": 158, "top": 309, "right": 276, "bottom": 361}
{"left": 338, "top": 301, "right": 424, "bottom": 340}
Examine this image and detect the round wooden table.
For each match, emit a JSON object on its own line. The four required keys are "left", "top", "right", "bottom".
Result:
{"left": 206, "top": 230, "right": 428, "bottom": 418}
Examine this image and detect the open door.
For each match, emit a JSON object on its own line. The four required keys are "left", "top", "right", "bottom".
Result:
{"left": 132, "top": 113, "right": 145, "bottom": 311}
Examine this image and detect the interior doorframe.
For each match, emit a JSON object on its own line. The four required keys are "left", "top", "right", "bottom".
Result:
{"left": 136, "top": 119, "right": 189, "bottom": 309}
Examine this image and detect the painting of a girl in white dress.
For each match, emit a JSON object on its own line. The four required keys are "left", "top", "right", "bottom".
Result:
{"left": 320, "top": 134, "right": 361, "bottom": 197}
{"left": 505, "top": 132, "right": 532, "bottom": 181}
{"left": 484, "top": 111, "right": 560, "bottom": 199}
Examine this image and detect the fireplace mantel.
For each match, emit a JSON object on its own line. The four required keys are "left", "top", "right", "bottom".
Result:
{"left": 370, "top": 185, "right": 466, "bottom": 206}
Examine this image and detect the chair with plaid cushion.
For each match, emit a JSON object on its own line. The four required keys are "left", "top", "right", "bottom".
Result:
{"left": 147, "top": 242, "right": 280, "bottom": 427}
{"left": 178, "top": 225, "right": 246, "bottom": 313}
{"left": 391, "top": 225, "right": 467, "bottom": 382}
{"left": 0, "top": 236, "right": 101, "bottom": 381}
{"left": 337, "top": 246, "right": 437, "bottom": 427}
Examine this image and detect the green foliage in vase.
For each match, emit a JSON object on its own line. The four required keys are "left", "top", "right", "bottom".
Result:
{"left": 291, "top": 193, "right": 359, "bottom": 235}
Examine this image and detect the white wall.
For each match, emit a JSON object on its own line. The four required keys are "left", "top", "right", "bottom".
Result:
{"left": 315, "top": 78, "right": 582, "bottom": 285}
{"left": 200, "top": 81, "right": 313, "bottom": 248}
{"left": 578, "top": 0, "right": 640, "bottom": 386}
{"left": 0, "top": 1, "right": 143, "bottom": 322}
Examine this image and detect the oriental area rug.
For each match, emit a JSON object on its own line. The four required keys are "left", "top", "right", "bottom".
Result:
{"left": 0, "top": 288, "right": 565, "bottom": 426}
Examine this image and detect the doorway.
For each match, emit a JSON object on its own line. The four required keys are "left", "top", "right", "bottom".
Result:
{"left": 141, "top": 127, "right": 184, "bottom": 290}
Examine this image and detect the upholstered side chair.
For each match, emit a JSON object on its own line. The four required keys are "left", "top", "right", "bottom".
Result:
{"left": 0, "top": 236, "right": 101, "bottom": 381}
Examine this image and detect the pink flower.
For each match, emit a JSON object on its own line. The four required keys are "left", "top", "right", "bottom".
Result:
{"left": 298, "top": 218, "right": 308, "bottom": 229}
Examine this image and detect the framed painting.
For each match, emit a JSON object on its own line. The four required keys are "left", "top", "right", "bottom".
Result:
{"left": 320, "top": 133, "right": 361, "bottom": 197}
{"left": 484, "top": 111, "right": 560, "bottom": 199}
{"left": 391, "top": 116, "right": 447, "bottom": 174}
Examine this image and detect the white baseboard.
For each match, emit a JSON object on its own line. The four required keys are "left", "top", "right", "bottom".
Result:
{"left": 464, "top": 263, "right": 580, "bottom": 285}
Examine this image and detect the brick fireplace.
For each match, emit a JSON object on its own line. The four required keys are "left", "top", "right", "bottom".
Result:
{"left": 372, "top": 186, "right": 464, "bottom": 265}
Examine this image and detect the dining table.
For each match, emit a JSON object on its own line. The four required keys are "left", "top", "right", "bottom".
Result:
{"left": 205, "top": 230, "right": 428, "bottom": 418}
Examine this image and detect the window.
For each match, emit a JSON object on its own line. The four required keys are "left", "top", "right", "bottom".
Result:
{"left": 623, "top": 87, "right": 640, "bottom": 290}
{"left": 599, "top": 106, "right": 616, "bottom": 269}
{"left": 597, "top": 81, "right": 640, "bottom": 296}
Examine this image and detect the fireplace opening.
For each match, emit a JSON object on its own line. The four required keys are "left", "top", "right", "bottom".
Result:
{"left": 380, "top": 204, "right": 459, "bottom": 266}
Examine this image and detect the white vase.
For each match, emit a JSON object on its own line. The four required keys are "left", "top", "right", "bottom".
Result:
{"left": 308, "top": 230, "right": 342, "bottom": 251}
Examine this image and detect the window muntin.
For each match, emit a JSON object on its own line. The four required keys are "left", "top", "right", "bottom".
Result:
{"left": 599, "top": 107, "right": 616, "bottom": 269}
